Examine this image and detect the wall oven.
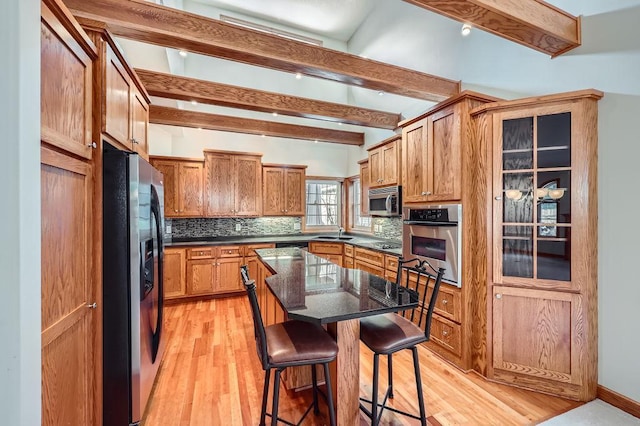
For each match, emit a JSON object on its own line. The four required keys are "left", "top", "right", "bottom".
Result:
{"left": 368, "top": 185, "right": 401, "bottom": 216}
{"left": 402, "top": 204, "right": 462, "bottom": 287}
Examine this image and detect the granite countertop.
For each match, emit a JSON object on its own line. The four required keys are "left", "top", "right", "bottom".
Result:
{"left": 256, "top": 247, "right": 417, "bottom": 324}
{"left": 165, "top": 232, "right": 403, "bottom": 256}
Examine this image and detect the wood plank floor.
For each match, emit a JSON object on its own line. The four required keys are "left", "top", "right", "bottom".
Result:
{"left": 143, "top": 297, "right": 581, "bottom": 425}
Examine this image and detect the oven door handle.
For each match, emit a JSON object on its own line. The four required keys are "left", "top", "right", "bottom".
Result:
{"left": 385, "top": 194, "right": 392, "bottom": 212}
{"left": 403, "top": 220, "right": 458, "bottom": 226}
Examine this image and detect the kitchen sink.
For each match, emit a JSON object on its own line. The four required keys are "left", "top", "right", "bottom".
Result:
{"left": 314, "top": 236, "right": 353, "bottom": 241}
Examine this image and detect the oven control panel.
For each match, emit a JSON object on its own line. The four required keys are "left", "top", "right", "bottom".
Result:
{"left": 408, "top": 208, "right": 449, "bottom": 222}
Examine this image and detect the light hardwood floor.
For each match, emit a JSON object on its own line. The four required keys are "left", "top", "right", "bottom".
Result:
{"left": 143, "top": 297, "right": 581, "bottom": 426}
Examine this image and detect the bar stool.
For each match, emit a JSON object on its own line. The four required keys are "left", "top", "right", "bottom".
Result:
{"left": 240, "top": 265, "right": 338, "bottom": 426}
{"left": 359, "top": 258, "right": 445, "bottom": 426}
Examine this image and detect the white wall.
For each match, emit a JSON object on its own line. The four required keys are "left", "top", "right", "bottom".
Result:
{"left": 0, "top": 0, "right": 41, "bottom": 424}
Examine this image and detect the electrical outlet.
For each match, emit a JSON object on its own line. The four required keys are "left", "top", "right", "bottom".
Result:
{"left": 235, "top": 223, "right": 242, "bottom": 232}
{"left": 293, "top": 222, "right": 301, "bottom": 231}
{"left": 165, "top": 224, "right": 172, "bottom": 234}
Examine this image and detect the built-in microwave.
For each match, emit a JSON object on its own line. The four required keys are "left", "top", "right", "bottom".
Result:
{"left": 368, "top": 186, "right": 401, "bottom": 216}
{"left": 402, "top": 204, "right": 462, "bottom": 287}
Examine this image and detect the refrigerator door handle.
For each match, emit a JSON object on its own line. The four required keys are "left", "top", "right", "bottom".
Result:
{"left": 150, "top": 184, "right": 164, "bottom": 364}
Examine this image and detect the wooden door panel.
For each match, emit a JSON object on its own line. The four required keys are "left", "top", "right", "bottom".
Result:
{"left": 262, "top": 167, "right": 284, "bottom": 215}
{"left": 284, "top": 169, "right": 304, "bottom": 215}
{"left": 402, "top": 122, "right": 428, "bottom": 202}
{"left": 216, "top": 257, "right": 243, "bottom": 293}
{"left": 204, "top": 153, "right": 234, "bottom": 216}
{"left": 131, "top": 89, "right": 148, "bottom": 159}
{"left": 41, "top": 6, "right": 93, "bottom": 160}
{"left": 428, "top": 107, "right": 461, "bottom": 201}
{"left": 179, "top": 162, "right": 204, "bottom": 216}
{"left": 163, "top": 249, "right": 186, "bottom": 299}
{"left": 104, "top": 45, "right": 131, "bottom": 147}
{"left": 360, "top": 161, "right": 370, "bottom": 215}
{"left": 382, "top": 141, "right": 398, "bottom": 185}
{"left": 369, "top": 149, "right": 382, "bottom": 186}
{"left": 151, "top": 161, "right": 178, "bottom": 217}
{"left": 187, "top": 260, "right": 215, "bottom": 295}
{"left": 235, "top": 156, "right": 262, "bottom": 216}
{"left": 41, "top": 146, "right": 93, "bottom": 426}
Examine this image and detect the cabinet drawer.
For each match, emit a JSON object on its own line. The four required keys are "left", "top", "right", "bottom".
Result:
{"left": 187, "top": 247, "right": 214, "bottom": 259}
{"left": 354, "top": 259, "right": 384, "bottom": 277}
{"left": 385, "top": 255, "right": 399, "bottom": 272}
{"left": 243, "top": 243, "right": 275, "bottom": 257}
{"left": 344, "top": 257, "right": 354, "bottom": 269}
{"left": 428, "top": 283, "right": 461, "bottom": 323}
{"left": 309, "top": 242, "right": 343, "bottom": 255}
{"left": 354, "top": 247, "right": 384, "bottom": 267}
{"left": 217, "top": 245, "right": 243, "bottom": 258}
{"left": 429, "top": 314, "right": 462, "bottom": 357}
{"left": 344, "top": 244, "right": 354, "bottom": 257}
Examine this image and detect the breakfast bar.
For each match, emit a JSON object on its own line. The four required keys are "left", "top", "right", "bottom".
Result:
{"left": 255, "top": 247, "right": 418, "bottom": 426}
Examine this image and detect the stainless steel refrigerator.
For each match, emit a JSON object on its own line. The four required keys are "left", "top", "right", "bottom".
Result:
{"left": 103, "top": 144, "right": 165, "bottom": 426}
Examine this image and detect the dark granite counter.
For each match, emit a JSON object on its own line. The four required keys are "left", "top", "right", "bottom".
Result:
{"left": 256, "top": 247, "right": 417, "bottom": 324}
{"left": 165, "top": 233, "right": 402, "bottom": 256}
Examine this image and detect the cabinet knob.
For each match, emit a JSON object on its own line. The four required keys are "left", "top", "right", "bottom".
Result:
{"left": 132, "top": 138, "right": 139, "bottom": 145}
{"left": 442, "top": 330, "right": 448, "bottom": 336}
{"left": 496, "top": 293, "right": 502, "bottom": 299}
{"left": 174, "top": 209, "right": 178, "bottom": 213}
{"left": 86, "top": 302, "right": 97, "bottom": 309}
{"left": 88, "top": 142, "right": 97, "bottom": 149}
{"left": 495, "top": 196, "right": 503, "bottom": 201}
{"left": 442, "top": 299, "right": 448, "bottom": 305}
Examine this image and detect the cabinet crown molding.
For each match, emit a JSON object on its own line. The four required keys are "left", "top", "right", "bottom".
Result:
{"left": 470, "top": 89, "right": 604, "bottom": 116}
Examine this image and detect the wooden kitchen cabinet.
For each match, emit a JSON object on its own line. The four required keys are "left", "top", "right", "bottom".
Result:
{"left": 186, "top": 259, "right": 216, "bottom": 295}
{"left": 309, "top": 241, "right": 344, "bottom": 266}
{"left": 473, "top": 90, "right": 602, "bottom": 401}
{"left": 130, "top": 86, "right": 149, "bottom": 158}
{"left": 262, "top": 164, "right": 306, "bottom": 216}
{"left": 150, "top": 157, "right": 204, "bottom": 218}
{"left": 204, "top": 150, "right": 263, "bottom": 217}
{"left": 358, "top": 159, "right": 370, "bottom": 215}
{"left": 216, "top": 257, "right": 243, "bottom": 293}
{"left": 368, "top": 135, "right": 401, "bottom": 188}
{"left": 163, "top": 248, "right": 186, "bottom": 299}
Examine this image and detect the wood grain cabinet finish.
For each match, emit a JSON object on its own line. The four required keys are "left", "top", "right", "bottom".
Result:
{"left": 204, "top": 151, "right": 263, "bottom": 217}
{"left": 473, "top": 90, "right": 602, "bottom": 401}
{"left": 41, "top": 1, "right": 95, "bottom": 160}
{"left": 262, "top": 165, "right": 306, "bottom": 216}
{"left": 368, "top": 136, "right": 401, "bottom": 188}
{"left": 150, "top": 158, "right": 204, "bottom": 218}
{"left": 186, "top": 259, "right": 216, "bottom": 295}
{"left": 358, "top": 159, "right": 370, "bottom": 215}
{"left": 130, "top": 87, "right": 148, "bottom": 159}
{"left": 163, "top": 248, "right": 186, "bottom": 299}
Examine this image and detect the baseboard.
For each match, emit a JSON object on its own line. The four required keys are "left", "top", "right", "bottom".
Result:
{"left": 597, "top": 385, "right": 640, "bottom": 419}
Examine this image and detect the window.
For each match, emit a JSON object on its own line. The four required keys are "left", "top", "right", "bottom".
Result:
{"left": 306, "top": 180, "right": 341, "bottom": 228}
{"left": 350, "top": 178, "right": 371, "bottom": 230}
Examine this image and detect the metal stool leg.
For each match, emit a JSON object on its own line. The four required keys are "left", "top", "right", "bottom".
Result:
{"left": 388, "top": 354, "right": 394, "bottom": 399}
{"left": 271, "top": 369, "right": 282, "bottom": 426}
{"left": 323, "top": 363, "right": 336, "bottom": 426}
{"left": 371, "top": 353, "right": 380, "bottom": 426}
{"left": 311, "top": 364, "right": 319, "bottom": 414}
{"left": 260, "top": 369, "right": 271, "bottom": 426}
{"left": 411, "top": 347, "right": 427, "bottom": 426}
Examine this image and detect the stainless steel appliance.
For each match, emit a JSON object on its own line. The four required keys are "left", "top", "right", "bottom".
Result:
{"left": 402, "top": 204, "right": 462, "bottom": 287}
{"left": 103, "top": 144, "right": 165, "bottom": 426}
{"left": 368, "top": 185, "right": 401, "bottom": 216}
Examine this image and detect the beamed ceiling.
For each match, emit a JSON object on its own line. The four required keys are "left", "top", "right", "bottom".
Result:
{"left": 63, "top": 0, "right": 581, "bottom": 146}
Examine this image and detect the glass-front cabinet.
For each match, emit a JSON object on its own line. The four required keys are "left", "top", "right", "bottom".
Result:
{"left": 479, "top": 90, "right": 603, "bottom": 401}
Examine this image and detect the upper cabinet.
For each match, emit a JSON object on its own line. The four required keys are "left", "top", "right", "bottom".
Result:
{"left": 150, "top": 157, "right": 204, "bottom": 218}
{"left": 41, "top": 1, "right": 96, "bottom": 160}
{"left": 368, "top": 135, "right": 401, "bottom": 188}
{"left": 358, "top": 159, "right": 370, "bottom": 215}
{"left": 473, "top": 90, "right": 603, "bottom": 401}
{"left": 262, "top": 164, "right": 306, "bottom": 216}
{"left": 204, "top": 150, "right": 263, "bottom": 217}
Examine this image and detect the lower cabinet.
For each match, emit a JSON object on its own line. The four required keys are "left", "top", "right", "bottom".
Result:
{"left": 308, "top": 241, "right": 343, "bottom": 266}
{"left": 164, "top": 248, "right": 187, "bottom": 298}
{"left": 353, "top": 247, "right": 385, "bottom": 277}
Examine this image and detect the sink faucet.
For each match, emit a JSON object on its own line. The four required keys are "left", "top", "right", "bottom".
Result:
{"left": 338, "top": 227, "right": 344, "bottom": 239}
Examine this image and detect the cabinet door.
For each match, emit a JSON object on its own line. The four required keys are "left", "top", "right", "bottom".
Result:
{"left": 428, "top": 105, "right": 461, "bottom": 201}
{"left": 492, "top": 286, "right": 582, "bottom": 390}
{"left": 262, "top": 167, "right": 284, "bottom": 215}
{"left": 41, "top": 147, "right": 94, "bottom": 426}
{"left": 151, "top": 161, "right": 179, "bottom": 217}
{"left": 402, "top": 119, "right": 429, "bottom": 202}
{"left": 204, "top": 153, "right": 234, "bottom": 216}
{"left": 178, "top": 162, "right": 204, "bottom": 217}
{"left": 216, "top": 257, "right": 243, "bottom": 293}
{"left": 131, "top": 87, "right": 148, "bottom": 159}
{"left": 186, "top": 259, "right": 215, "bottom": 295}
{"left": 360, "top": 161, "right": 370, "bottom": 215}
{"left": 284, "top": 168, "right": 305, "bottom": 216}
{"left": 41, "top": 5, "right": 93, "bottom": 160}
{"left": 163, "top": 248, "right": 186, "bottom": 299}
{"left": 235, "top": 155, "right": 262, "bottom": 216}
{"left": 369, "top": 147, "right": 382, "bottom": 187}
{"left": 382, "top": 140, "right": 398, "bottom": 185}
{"left": 104, "top": 44, "right": 131, "bottom": 147}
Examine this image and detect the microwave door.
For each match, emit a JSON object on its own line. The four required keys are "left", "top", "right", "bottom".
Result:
{"left": 385, "top": 194, "right": 392, "bottom": 213}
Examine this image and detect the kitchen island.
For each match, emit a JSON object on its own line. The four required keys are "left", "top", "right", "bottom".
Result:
{"left": 255, "top": 247, "right": 418, "bottom": 426}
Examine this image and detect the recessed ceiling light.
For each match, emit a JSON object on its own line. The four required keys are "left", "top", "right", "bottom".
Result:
{"left": 377, "top": 91, "right": 384, "bottom": 96}
{"left": 261, "top": 134, "right": 266, "bottom": 138}
{"left": 272, "top": 112, "right": 278, "bottom": 117}
{"left": 178, "top": 50, "right": 188, "bottom": 57}
{"left": 190, "top": 100, "right": 198, "bottom": 105}
{"left": 314, "top": 140, "right": 318, "bottom": 144}
{"left": 295, "top": 72, "right": 302, "bottom": 79}
{"left": 338, "top": 122, "right": 343, "bottom": 126}
{"left": 461, "top": 24, "right": 472, "bottom": 36}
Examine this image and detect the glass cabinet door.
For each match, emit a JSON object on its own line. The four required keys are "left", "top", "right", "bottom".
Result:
{"left": 495, "top": 109, "right": 573, "bottom": 288}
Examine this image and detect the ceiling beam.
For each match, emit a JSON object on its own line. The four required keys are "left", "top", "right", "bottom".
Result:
{"left": 64, "top": 0, "right": 460, "bottom": 101}
{"left": 403, "top": 0, "right": 580, "bottom": 57}
{"left": 136, "top": 69, "right": 401, "bottom": 129}
{"left": 149, "top": 106, "right": 364, "bottom": 146}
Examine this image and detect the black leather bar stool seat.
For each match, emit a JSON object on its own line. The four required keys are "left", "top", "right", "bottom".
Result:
{"left": 359, "top": 258, "right": 445, "bottom": 426}
{"left": 241, "top": 265, "right": 338, "bottom": 426}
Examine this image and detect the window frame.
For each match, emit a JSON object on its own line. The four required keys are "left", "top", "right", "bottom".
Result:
{"left": 304, "top": 178, "right": 343, "bottom": 231}
{"left": 346, "top": 175, "right": 372, "bottom": 233}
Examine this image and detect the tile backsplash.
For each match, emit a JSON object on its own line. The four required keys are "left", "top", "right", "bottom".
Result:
{"left": 166, "top": 217, "right": 302, "bottom": 239}
{"left": 372, "top": 217, "right": 402, "bottom": 242}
